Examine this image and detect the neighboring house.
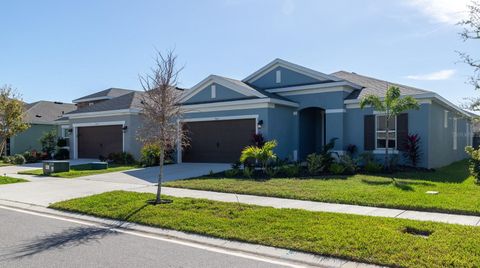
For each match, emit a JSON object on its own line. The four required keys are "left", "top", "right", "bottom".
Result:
{"left": 60, "top": 88, "right": 144, "bottom": 159}
{"left": 9, "top": 101, "right": 76, "bottom": 155}
{"left": 60, "top": 59, "right": 473, "bottom": 169}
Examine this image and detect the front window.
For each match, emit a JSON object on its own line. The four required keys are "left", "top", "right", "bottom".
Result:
{"left": 376, "top": 115, "right": 396, "bottom": 149}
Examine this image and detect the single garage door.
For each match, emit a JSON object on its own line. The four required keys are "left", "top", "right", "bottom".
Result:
{"left": 77, "top": 125, "right": 123, "bottom": 158}
{"left": 183, "top": 119, "right": 256, "bottom": 163}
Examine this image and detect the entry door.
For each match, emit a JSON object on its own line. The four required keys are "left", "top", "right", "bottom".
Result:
{"left": 183, "top": 119, "right": 256, "bottom": 163}
{"left": 77, "top": 125, "right": 123, "bottom": 158}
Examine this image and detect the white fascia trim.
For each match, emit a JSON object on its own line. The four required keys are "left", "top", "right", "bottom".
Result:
{"left": 242, "top": 58, "right": 342, "bottom": 83}
{"left": 325, "top": 109, "right": 346, "bottom": 114}
{"left": 182, "top": 114, "right": 259, "bottom": 123}
{"left": 66, "top": 109, "right": 140, "bottom": 119}
{"left": 346, "top": 99, "right": 432, "bottom": 109}
{"left": 184, "top": 98, "right": 299, "bottom": 113}
{"left": 266, "top": 81, "right": 360, "bottom": 94}
{"left": 344, "top": 93, "right": 470, "bottom": 117}
{"left": 276, "top": 86, "right": 355, "bottom": 97}
{"left": 72, "top": 120, "right": 126, "bottom": 159}
{"left": 181, "top": 75, "right": 265, "bottom": 102}
{"left": 72, "top": 96, "right": 112, "bottom": 103}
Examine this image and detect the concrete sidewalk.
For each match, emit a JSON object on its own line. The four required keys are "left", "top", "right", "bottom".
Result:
{"left": 130, "top": 186, "right": 480, "bottom": 226}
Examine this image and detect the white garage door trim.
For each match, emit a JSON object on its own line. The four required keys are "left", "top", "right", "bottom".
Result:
{"left": 177, "top": 115, "right": 259, "bottom": 163}
{"left": 72, "top": 121, "right": 126, "bottom": 159}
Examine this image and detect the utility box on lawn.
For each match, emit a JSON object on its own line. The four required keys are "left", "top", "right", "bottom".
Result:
{"left": 89, "top": 162, "right": 108, "bottom": 170}
{"left": 43, "top": 161, "right": 70, "bottom": 175}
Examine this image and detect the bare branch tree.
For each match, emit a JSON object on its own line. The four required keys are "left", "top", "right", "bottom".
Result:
{"left": 137, "top": 50, "right": 188, "bottom": 204}
{"left": 459, "top": 1, "right": 480, "bottom": 110}
{"left": 0, "top": 85, "right": 29, "bottom": 156}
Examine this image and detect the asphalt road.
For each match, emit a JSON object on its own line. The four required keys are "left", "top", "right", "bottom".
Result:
{"left": 0, "top": 208, "right": 291, "bottom": 268}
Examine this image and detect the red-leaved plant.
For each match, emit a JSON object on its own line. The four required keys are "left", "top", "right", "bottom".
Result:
{"left": 403, "top": 134, "right": 421, "bottom": 167}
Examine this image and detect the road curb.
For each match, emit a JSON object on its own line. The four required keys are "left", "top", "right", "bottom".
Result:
{"left": 0, "top": 199, "right": 381, "bottom": 268}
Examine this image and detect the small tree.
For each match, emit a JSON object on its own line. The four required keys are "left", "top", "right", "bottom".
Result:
{"left": 40, "top": 129, "right": 57, "bottom": 158}
{"left": 240, "top": 140, "right": 277, "bottom": 173}
{"left": 459, "top": 1, "right": 480, "bottom": 110}
{"left": 360, "top": 86, "right": 419, "bottom": 170}
{"left": 137, "top": 50, "right": 187, "bottom": 205}
{"left": 0, "top": 85, "right": 29, "bottom": 156}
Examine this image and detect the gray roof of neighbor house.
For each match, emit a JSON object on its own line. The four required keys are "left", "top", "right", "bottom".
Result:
{"left": 72, "top": 88, "right": 135, "bottom": 103}
{"left": 67, "top": 91, "right": 144, "bottom": 114}
{"left": 331, "top": 71, "right": 432, "bottom": 100}
{"left": 25, "top": 101, "right": 76, "bottom": 124}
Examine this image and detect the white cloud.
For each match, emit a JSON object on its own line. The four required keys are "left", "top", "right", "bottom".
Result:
{"left": 404, "top": 0, "right": 469, "bottom": 24}
{"left": 406, "top": 69, "right": 456, "bottom": 80}
{"left": 281, "top": 0, "right": 295, "bottom": 15}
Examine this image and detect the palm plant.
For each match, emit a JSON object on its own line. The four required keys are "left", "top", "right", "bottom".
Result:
{"left": 360, "top": 86, "right": 419, "bottom": 170}
{"left": 240, "top": 140, "right": 277, "bottom": 173}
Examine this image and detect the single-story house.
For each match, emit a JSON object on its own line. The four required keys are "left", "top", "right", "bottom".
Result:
{"left": 8, "top": 101, "right": 76, "bottom": 155}
{"left": 60, "top": 59, "right": 473, "bottom": 169}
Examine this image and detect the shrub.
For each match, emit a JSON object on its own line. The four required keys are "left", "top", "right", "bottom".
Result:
{"left": 2, "top": 155, "right": 14, "bottom": 164}
{"left": 265, "top": 166, "right": 278, "bottom": 178}
{"left": 56, "top": 138, "right": 68, "bottom": 147}
{"left": 306, "top": 153, "right": 322, "bottom": 175}
{"left": 279, "top": 164, "right": 300, "bottom": 177}
{"left": 40, "top": 129, "right": 57, "bottom": 158}
{"left": 55, "top": 148, "right": 70, "bottom": 160}
{"left": 346, "top": 144, "right": 357, "bottom": 157}
{"left": 320, "top": 138, "right": 338, "bottom": 171}
{"left": 240, "top": 140, "right": 277, "bottom": 174}
{"left": 466, "top": 146, "right": 480, "bottom": 183}
{"left": 12, "top": 154, "right": 26, "bottom": 165}
{"left": 140, "top": 144, "right": 160, "bottom": 167}
{"left": 329, "top": 163, "right": 346, "bottom": 175}
{"left": 252, "top": 133, "right": 265, "bottom": 147}
{"left": 107, "top": 152, "right": 136, "bottom": 165}
{"left": 243, "top": 166, "right": 254, "bottom": 178}
{"left": 360, "top": 152, "right": 375, "bottom": 165}
{"left": 365, "top": 161, "right": 383, "bottom": 174}
{"left": 403, "top": 133, "right": 421, "bottom": 167}
{"left": 339, "top": 155, "right": 358, "bottom": 174}
{"left": 22, "top": 150, "right": 39, "bottom": 163}
{"left": 224, "top": 169, "right": 239, "bottom": 177}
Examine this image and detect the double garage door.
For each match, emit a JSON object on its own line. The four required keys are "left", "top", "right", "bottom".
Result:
{"left": 183, "top": 119, "right": 256, "bottom": 163}
{"left": 77, "top": 125, "right": 123, "bottom": 158}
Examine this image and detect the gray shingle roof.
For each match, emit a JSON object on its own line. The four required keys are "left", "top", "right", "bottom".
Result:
{"left": 72, "top": 88, "right": 135, "bottom": 103}
{"left": 67, "top": 91, "right": 144, "bottom": 114}
{"left": 214, "top": 75, "right": 293, "bottom": 102}
{"left": 331, "top": 71, "right": 431, "bottom": 100}
{"left": 25, "top": 101, "right": 76, "bottom": 124}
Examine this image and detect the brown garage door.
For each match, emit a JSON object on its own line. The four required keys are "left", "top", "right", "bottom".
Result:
{"left": 183, "top": 119, "right": 255, "bottom": 163}
{"left": 77, "top": 125, "right": 123, "bottom": 158}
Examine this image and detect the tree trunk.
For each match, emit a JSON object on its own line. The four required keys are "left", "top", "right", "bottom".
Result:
{"left": 0, "top": 138, "right": 7, "bottom": 157}
{"left": 155, "top": 148, "right": 165, "bottom": 204}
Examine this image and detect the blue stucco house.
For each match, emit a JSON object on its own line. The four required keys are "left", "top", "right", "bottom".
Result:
{"left": 178, "top": 58, "right": 473, "bottom": 169}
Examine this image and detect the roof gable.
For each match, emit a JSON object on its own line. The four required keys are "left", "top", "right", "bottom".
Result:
{"left": 181, "top": 75, "right": 265, "bottom": 103}
{"left": 242, "top": 59, "right": 341, "bottom": 88}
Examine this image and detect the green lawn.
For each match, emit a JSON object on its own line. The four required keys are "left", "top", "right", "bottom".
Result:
{"left": 18, "top": 164, "right": 138, "bottom": 178}
{"left": 0, "top": 176, "right": 27, "bottom": 184}
{"left": 50, "top": 190, "right": 480, "bottom": 267}
{"left": 165, "top": 160, "right": 480, "bottom": 215}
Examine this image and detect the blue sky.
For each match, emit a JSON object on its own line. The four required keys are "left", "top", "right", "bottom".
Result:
{"left": 0, "top": 0, "right": 477, "bottom": 106}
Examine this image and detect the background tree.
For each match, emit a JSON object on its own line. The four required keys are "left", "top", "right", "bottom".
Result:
{"left": 0, "top": 85, "right": 29, "bottom": 156}
{"left": 360, "top": 86, "right": 419, "bottom": 170}
{"left": 137, "top": 50, "right": 187, "bottom": 205}
{"left": 40, "top": 129, "right": 57, "bottom": 159}
{"left": 459, "top": 1, "right": 480, "bottom": 110}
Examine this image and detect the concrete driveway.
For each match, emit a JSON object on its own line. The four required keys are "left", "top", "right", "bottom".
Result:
{"left": 82, "top": 163, "right": 231, "bottom": 185}
{"left": 0, "top": 162, "right": 230, "bottom": 206}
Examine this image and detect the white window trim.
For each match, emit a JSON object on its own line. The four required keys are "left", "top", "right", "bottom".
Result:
{"left": 375, "top": 114, "right": 397, "bottom": 150}
{"left": 444, "top": 110, "right": 448, "bottom": 128}
{"left": 211, "top": 84, "right": 216, "bottom": 99}
{"left": 275, "top": 70, "right": 281, "bottom": 84}
{"left": 453, "top": 117, "right": 458, "bottom": 150}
